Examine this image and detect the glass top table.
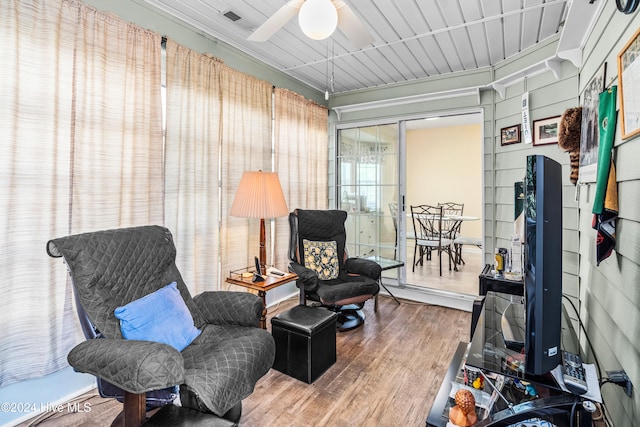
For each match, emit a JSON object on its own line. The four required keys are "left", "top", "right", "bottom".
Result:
{"left": 466, "top": 291, "right": 580, "bottom": 390}
{"left": 362, "top": 255, "right": 404, "bottom": 271}
{"left": 427, "top": 291, "right": 593, "bottom": 427}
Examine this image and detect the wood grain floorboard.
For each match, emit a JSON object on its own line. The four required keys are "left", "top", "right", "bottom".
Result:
{"left": 240, "top": 296, "right": 470, "bottom": 427}
{"left": 19, "top": 295, "right": 471, "bottom": 427}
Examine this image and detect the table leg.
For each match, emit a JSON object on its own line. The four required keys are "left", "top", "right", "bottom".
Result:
{"left": 258, "top": 289, "right": 267, "bottom": 329}
{"left": 378, "top": 279, "right": 401, "bottom": 305}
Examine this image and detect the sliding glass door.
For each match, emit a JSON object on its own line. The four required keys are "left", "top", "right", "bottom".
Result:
{"left": 336, "top": 123, "right": 401, "bottom": 271}
{"left": 334, "top": 112, "right": 484, "bottom": 303}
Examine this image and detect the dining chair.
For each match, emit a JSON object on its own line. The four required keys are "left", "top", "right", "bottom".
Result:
{"left": 452, "top": 235, "right": 483, "bottom": 265}
{"left": 439, "top": 202, "right": 472, "bottom": 266}
{"left": 437, "top": 202, "right": 464, "bottom": 239}
{"left": 410, "top": 205, "right": 455, "bottom": 276}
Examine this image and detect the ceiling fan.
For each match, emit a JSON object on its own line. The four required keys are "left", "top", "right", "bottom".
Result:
{"left": 248, "top": 0, "right": 374, "bottom": 49}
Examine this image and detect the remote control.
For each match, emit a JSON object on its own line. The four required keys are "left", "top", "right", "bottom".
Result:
{"left": 561, "top": 350, "right": 588, "bottom": 395}
{"left": 266, "top": 267, "right": 286, "bottom": 277}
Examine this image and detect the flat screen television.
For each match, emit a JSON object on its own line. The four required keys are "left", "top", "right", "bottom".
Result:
{"left": 524, "top": 154, "right": 563, "bottom": 375}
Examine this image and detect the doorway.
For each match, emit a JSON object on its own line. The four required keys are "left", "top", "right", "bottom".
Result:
{"left": 334, "top": 111, "right": 484, "bottom": 309}
{"left": 404, "top": 115, "right": 484, "bottom": 296}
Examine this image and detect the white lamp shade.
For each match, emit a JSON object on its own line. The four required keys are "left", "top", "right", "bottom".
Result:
{"left": 298, "top": 0, "right": 338, "bottom": 41}
{"left": 229, "top": 171, "right": 289, "bottom": 219}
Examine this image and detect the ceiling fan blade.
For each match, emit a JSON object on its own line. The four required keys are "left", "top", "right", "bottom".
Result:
{"left": 248, "top": 0, "right": 305, "bottom": 42}
{"left": 334, "top": 1, "right": 374, "bottom": 48}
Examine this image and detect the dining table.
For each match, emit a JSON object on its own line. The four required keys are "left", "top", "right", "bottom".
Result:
{"left": 406, "top": 212, "right": 480, "bottom": 271}
{"left": 406, "top": 213, "right": 479, "bottom": 234}
{"left": 443, "top": 215, "right": 480, "bottom": 236}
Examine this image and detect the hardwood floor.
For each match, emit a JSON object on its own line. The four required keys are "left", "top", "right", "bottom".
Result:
{"left": 19, "top": 296, "right": 471, "bottom": 427}
{"left": 241, "top": 297, "right": 470, "bottom": 427}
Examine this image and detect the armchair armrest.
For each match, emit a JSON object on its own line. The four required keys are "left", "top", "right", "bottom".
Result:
{"left": 67, "top": 339, "right": 184, "bottom": 394}
{"left": 193, "top": 291, "right": 262, "bottom": 327}
{"left": 345, "top": 258, "right": 382, "bottom": 280}
{"left": 289, "top": 262, "right": 319, "bottom": 294}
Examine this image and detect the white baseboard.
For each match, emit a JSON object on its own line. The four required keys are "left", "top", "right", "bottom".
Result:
{"left": 269, "top": 284, "right": 476, "bottom": 312}
{"left": 378, "top": 284, "right": 476, "bottom": 312}
{"left": 0, "top": 368, "right": 96, "bottom": 427}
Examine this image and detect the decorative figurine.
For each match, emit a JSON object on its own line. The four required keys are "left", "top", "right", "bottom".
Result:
{"left": 449, "top": 389, "right": 478, "bottom": 426}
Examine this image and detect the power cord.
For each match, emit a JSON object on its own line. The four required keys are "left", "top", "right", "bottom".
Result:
{"left": 600, "top": 370, "right": 633, "bottom": 397}
{"left": 561, "top": 294, "right": 613, "bottom": 427}
{"left": 561, "top": 294, "right": 603, "bottom": 378}
{"left": 569, "top": 398, "right": 579, "bottom": 427}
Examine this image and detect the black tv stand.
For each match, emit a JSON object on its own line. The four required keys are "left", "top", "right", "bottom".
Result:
{"left": 479, "top": 264, "right": 523, "bottom": 296}
{"left": 426, "top": 291, "right": 593, "bottom": 427}
{"left": 471, "top": 264, "right": 523, "bottom": 338}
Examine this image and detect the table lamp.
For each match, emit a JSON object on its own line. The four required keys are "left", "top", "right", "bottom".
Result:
{"left": 230, "top": 171, "right": 289, "bottom": 274}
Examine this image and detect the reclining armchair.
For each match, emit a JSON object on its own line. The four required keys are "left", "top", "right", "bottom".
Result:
{"left": 288, "top": 209, "right": 381, "bottom": 331}
{"left": 47, "top": 225, "right": 275, "bottom": 426}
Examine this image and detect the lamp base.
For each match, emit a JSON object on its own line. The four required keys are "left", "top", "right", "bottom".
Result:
{"left": 259, "top": 218, "right": 267, "bottom": 274}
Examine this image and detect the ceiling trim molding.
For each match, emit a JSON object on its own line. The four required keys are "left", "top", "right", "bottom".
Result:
{"left": 491, "top": 56, "right": 562, "bottom": 100}
{"left": 332, "top": 87, "right": 481, "bottom": 120}
{"left": 331, "top": 53, "right": 565, "bottom": 117}
{"left": 332, "top": 52, "right": 566, "bottom": 118}
{"left": 556, "top": 0, "right": 607, "bottom": 67}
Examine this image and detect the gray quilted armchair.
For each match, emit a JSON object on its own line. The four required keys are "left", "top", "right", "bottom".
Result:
{"left": 47, "top": 225, "right": 275, "bottom": 426}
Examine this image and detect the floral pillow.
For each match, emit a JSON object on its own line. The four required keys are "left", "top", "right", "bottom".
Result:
{"left": 303, "top": 239, "right": 339, "bottom": 280}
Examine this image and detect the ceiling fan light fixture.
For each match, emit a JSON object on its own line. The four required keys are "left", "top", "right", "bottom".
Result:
{"left": 298, "top": 0, "right": 338, "bottom": 40}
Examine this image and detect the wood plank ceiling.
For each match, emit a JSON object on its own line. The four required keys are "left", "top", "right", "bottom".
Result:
{"left": 143, "top": 0, "right": 569, "bottom": 95}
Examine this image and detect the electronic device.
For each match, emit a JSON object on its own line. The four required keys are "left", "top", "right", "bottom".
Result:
{"left": 523, "top": 155, "right": 563, "bottom": 375}
{"left": 252, "top": 256, "right": 264, "bottom": 282}
{"left": 561, "top": 350, "right": 589, "bottom": 395}
{"left": 254, "top": 256, "right": 263, "bottom": 275}
{"left": 266, "top": 267, "right": 286, "bottom": 277}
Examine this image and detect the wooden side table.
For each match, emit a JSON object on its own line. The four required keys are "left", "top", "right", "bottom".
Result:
{"left": 225, "top": 271, "right": 299, "bottom": 329}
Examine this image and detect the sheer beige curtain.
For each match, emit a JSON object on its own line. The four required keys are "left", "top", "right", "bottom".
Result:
{"left": 0, "top": 0, "right": 77, "bottom": 386}
{"left": 0, "top": 0, "right": 163, "bottom": 386}
{"left": 71, "top": 6, "right": 164, "bottom": 233}
{"left": 219, "top": 67, "right": 272, "bottom": 282}
{"left": 273, "top": 88, "right": 329, "bottom": 268}
{"left": 165, "top": 40, "right": 222, "bottom": 294}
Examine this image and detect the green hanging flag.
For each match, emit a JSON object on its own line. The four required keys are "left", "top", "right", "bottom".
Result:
{"left": 592, "top": 86, "right": 618, "bottom": 266}
{"left": 592, "top": 86, "right": 617, "bottom": 215}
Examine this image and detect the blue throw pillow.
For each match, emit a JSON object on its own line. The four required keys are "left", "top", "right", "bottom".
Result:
{"left": 114, "top": 282, "right": 201, "bottom": 352}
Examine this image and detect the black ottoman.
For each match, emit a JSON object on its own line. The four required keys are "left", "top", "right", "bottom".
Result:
{"left": 271, "top": 305, "right": 337, "bottom": 383}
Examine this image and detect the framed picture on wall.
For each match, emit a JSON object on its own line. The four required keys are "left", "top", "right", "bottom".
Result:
{"left": 579, "top": 62, "right": 606, "bottom": 183}
{"left": 533, "top": 116, "right": 561, "bottom": 145}
{"left": 618, "top": 27, "right": 640, "bottom": 139}
{"left": 501, "top": 124, "right": 521, "bottom": 145}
